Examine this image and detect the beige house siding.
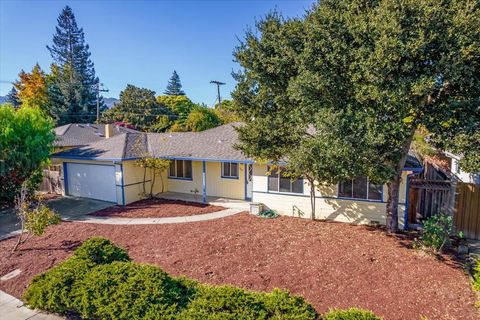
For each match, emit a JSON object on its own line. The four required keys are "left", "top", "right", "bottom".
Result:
{"left": 251, "top": 164, "right": 408, "bottom": 227}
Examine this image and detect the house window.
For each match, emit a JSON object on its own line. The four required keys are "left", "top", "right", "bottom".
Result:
{"left": 169, "top": 160, "right": 192, "bottom": 179}
{"left": 338, "top": 177, "right": 382, "bottom": 201}
{"left": 267, "top": 166, "right": 303, "bottom": 194}
{"left": 222, "top": 162, "right": 239, "bottom": 179}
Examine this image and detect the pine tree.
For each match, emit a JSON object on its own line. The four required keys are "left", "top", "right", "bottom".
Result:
{"left": 47, "top": 6, "right": 103, "bottom": 124}
{"left": 5, "top": 86, "right": 20, "bottom": 108}
{"left": 164, "top": 70, "right": 185, "bottom": 95}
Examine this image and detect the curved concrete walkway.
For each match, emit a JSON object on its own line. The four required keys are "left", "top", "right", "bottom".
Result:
{"left": 62, "top": 208, "right": 243, "bottom": 225}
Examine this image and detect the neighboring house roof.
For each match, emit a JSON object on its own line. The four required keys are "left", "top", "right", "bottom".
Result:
{"left": 54, "top": 123, "right": 139, "bottom": 147}
{"left": 51, "top": 122, "right": 422, "bottom": 170}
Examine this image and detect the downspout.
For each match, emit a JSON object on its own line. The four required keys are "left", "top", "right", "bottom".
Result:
{"left": 114, "top": 161, "right": 126, "bottom": 206}
{"left": 244, "top": 163, "right": 247, "bottom": 200}
{"left": 202, "top": 161, "right": 207, "bottom": 204}
{"left": 62, "top": 162, "right": 68, "bottom": 196}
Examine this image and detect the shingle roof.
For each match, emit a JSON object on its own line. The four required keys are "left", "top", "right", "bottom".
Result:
{"left": 51, "top": 122, "right": 422, "bottom": 170}
{"left": 54, "top": 123, "right": 139, "bottom": 147}
{"left": 146, "top": 122, "right": 250, "bottom": 161}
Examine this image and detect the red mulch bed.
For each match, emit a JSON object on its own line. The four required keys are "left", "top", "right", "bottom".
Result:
{"left": 0, "top": 213, "right": 477, "bottom": 320}
{"left": 89, "top": 198, "right": 225, "bottom": 218}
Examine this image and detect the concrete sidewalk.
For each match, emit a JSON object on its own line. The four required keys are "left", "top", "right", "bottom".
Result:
{"left": 64, "top": 207, "right": 244, "bottom": 225}
{"left": 0, "top": 290, "right": 63, "bottom": 320}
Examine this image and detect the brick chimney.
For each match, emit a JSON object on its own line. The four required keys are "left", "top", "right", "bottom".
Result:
{"left": 105, "top": 124, "right": 114, "bottom": 139}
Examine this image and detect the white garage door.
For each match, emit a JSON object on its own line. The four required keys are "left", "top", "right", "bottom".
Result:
{"left": 66, "top": 163, "right": 117, "bottom": 202}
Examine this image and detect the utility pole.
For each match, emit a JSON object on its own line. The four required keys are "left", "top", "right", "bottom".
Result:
{"left": 210, "top": 80, "right": 225, "bottom": 107}
{"left": 96, "top": 83, "right": 109, "bottom": 123}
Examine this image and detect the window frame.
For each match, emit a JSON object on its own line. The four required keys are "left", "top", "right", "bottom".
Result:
{"left": 337, "top": 177, "right": 383, "bottom": 202}
{"left": 168, "top": 160, "right": 193, "bottom": 180}
{"left": 267, "top": 166, "right": 304, "bottom": 194}
{"left": 221, "top": 162, "right": 239, "bottom": 179}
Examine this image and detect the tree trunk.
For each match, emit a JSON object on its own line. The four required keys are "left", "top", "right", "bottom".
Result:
{"left": 386, "top": 129, "right": 416, "bottom": 233}
{"left": 386, "top": 178, "right": 400, "bottom": 233}
{"left": 142, "top": 166, "right": 146, "bottom": 195}
{"left": 309, "top": 177, "right": 316, "bottom": 220}
{"left": 150, "top": 168, "right": 156, "bottom": 198}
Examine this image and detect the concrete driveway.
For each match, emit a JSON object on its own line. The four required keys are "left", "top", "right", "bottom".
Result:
{"left": 0, "top": 197, "right": 114, "bottom": 240}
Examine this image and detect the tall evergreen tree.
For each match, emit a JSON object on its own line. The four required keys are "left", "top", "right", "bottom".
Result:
{"left": 5, "top": 86, "right": 20, "bottom": 108}
{"left": 164, "top": 70, "right": 185, "bottom": 95}
{"left": 47, "top": 6, "right": 103, "bottom": 124}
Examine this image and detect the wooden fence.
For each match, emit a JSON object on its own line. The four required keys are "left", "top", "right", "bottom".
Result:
{"left": 454, "top": 182, "right": 480, "bottom": 240}
{"left": 39, "top": 169, "right": 62, "bottom": 194}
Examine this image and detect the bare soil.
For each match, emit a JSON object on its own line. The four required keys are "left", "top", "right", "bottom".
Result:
{"left": 89, "top": 198, "right": 225, "bottom": 218}
{"left": 0, "top": 213, "right": 477, "bottom": 320}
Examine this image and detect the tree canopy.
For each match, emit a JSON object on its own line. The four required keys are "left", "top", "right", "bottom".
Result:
{"left": 0, "top": 104, "right": 55, "bottom": 204}
{"left": 14, "top": 64, "right": 49, "bottom": 112}
{"left": 47, "top": 5, "right": 104, "bottom": 124}
{"left": 164, "top": 70, "right": 185, "bottom": 96}
{"left": 102, "top": 85, "right": 171, "bottom": 131}
{"left": 232, "top": 0, "right": 480, "bottom": 231}
{"left": 6, "top": 86, "right": 20, "bottom": 108}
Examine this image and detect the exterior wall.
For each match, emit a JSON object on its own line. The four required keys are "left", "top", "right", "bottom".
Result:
{"left": 251, "top": 164, "right": 408, "bottom": 227}
{"left": 122, "top": 160, "right": 153, "bottom": 205}
{"left": 164, "top": 161, "right": 246, "bottom": 200}
{"left": 205, "top": 162, "right": 246, "bottom": 199}
{"left": 56, "top": 158, "right": 123, "bottom": 205}
{"left": 451, "top": 157, "right": 480, "bottom": 185}
{"left": 55, "top": 158, "right": 247, "bottom": 206}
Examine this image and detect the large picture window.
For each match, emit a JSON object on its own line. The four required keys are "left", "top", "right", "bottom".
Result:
{"left": 169, "top": 160, "right": 192, "bottom": 179}
{"left": 338, "top": 177, "right": 382, "bottom": 201}
{"left": 222, "top": 162, "right": 239, "bottom": 179}
{"left": 267, "top": 166, "right": 303, "bottom": 194}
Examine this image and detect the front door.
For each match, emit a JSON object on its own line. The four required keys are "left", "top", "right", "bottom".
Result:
{"left": 246, "top": 164, "right": 253, "bottom": 200}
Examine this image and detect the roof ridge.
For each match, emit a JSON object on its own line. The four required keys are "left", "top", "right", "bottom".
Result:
{"left": 121, "top": 133, "right": 128, "bottom": 159}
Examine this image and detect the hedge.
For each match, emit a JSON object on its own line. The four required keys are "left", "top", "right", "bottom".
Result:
{"left": 322, "top": 308, "right": 382, "bottom": 320}
{"left": 24, "top": 237, "right": 381, "bottom": 319}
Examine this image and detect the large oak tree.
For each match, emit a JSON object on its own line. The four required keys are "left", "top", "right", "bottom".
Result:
{"left": 232, "top": 0, "right": 480, "bottom": 232}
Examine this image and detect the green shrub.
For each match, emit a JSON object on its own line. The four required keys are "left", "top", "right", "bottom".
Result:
{"left": 473, "top": 259, "right": 480, "bottom": 292}
{"left": 179, "top": 285, "right": 317, "bottom": 320}
{"left": 25, "top": 236, "right": 317, "bottom": 320}
{"left": 24, "top": 237, "right": 130, "bottom": 313}
{"left": 258, "top": 209, "right": 278, "bottom": 219}
{"left": 322, "top": 308, "right": 382, "bottom": 320}
{"left": 73, "top": 237, "right": 130, "bottom": 264}
{"left": 24, "top": 257, "right": 93, "bottom": 314}
{"left": 418, "top": 213, "right": 453, "bottom": 253}
{"left": 73, "top": 262, "right": 195, "bottom": 320}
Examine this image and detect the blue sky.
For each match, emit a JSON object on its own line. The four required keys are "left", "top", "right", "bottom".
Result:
{"left": 0, "top": 0, "right": 313, "bottom": 105}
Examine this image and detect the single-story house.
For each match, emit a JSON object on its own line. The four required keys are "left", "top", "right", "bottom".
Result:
{"left": 41, "top": 123, "right": 140, "bottom": 193}
{"left": 51, "top": 122, "right": 422, "bottom": 228}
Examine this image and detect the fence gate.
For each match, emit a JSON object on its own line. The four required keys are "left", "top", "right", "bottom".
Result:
{"left": 454, "top": 183, "right": 480, "bottom": 240}
{"left": 408, "top": 179, "right": 452, "bottom": 225}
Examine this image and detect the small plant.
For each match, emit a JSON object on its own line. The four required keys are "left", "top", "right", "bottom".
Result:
{"left": 322, "top": 308, "right": 382, "bottom": 319}
{"left": 135, "top": 156, "right": 170, "bottom": 197}
{"left": 13, "top": 184, "right": 61, "bottom": 252}
{"left": 190, "top": 188, "right": 200, "bottom": 202}
{"left": 258, "top": 209, "right": 278, "bottom": 219}
{"left": 416, "top": 213, "right": 453, "bottom": 254}
{"left": 473, "top": 258, "right": 480, "bottom": 292}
